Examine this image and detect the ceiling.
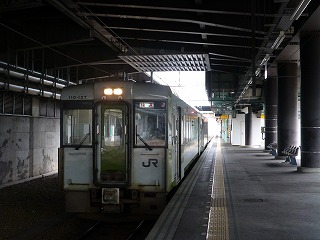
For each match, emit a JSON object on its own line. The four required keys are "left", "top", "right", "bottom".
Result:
{"left": 0, "top": 0, "right": 319, "bottom": 114}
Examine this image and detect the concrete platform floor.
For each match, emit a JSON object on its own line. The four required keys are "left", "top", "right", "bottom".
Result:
{"left": 224, "top": 142, "right": 320, "bottom": 240}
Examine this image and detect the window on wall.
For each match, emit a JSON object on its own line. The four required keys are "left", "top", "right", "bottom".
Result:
{"left": 39, "top": 97, "right": 60, "bottom": 117}
{"left": 0, "top": 92, "right": 59, "bottom": 117}
{"left": 39, "top": 97, "right": 47, "bottom": 116}
{"left": 47, "top": 98, "right": 55, "bottom": 117}
{"left": 0, "top": 92, "right": 32, "bottom": 116}
{"left": 4, "top": 92, "right": 13, "bottom": 114}
{"left": 24, "top": 96, "right": 32, "bottom": 115}
{"left": 14, "top": 94, "right": 23, "bottom": 115}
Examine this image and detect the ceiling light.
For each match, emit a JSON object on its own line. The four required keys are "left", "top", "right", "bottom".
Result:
{"left": 289, "top": 0, "right": 311, "bottom": 21}
{"left": 271, "top": 31, "right": 285, "bottom": 50}
{"left": 264, "top": 63, "right": 268, "bottom": 79}
{"left": 260, "top": 54, "right": 270, "bottom": 66}
{"left": 255, "top": 68, "right": 261, "bottom": 77}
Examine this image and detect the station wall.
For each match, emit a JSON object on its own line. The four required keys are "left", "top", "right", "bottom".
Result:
{"left": 231, "top": 113, "right": 262, "bottom": 146}
{"left": 0, "top": 94, "right": 60, "bottom": 187}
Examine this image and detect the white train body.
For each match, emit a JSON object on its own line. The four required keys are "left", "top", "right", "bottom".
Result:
{"left": 59, "top": 81, "right": 209, "bottom": 214}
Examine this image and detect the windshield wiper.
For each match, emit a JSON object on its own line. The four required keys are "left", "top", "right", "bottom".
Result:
{"left": 136, "top": 134, "right": 153, "bottom": 151}
{"left": 75, "top": 133, "right": 90, "bottom": 150}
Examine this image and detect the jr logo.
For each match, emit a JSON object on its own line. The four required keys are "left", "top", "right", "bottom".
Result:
{"left": 142, "top": 159, "right": 158, "bottom": 167}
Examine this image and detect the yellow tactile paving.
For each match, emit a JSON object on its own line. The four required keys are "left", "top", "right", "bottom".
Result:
{"left": 207, "top": 139, "right": 229, "bottom": 240}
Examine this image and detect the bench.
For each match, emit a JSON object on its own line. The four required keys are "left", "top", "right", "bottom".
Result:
{"left": 281, "top": 145, "right": 300, "bottom": 165}
{"left": 267, "top": 142, "right": 277, "bottom": 156}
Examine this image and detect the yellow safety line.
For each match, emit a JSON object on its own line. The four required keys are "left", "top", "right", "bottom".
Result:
{"left": 207, "top": 139, "right": 229, "bottom": 240}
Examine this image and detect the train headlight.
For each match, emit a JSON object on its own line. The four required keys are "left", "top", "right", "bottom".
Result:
{"left": 102, "top": 188, "right": 119, "bottom": 204}
{"left": 113, "top": 88, "right": 123, "bottom": 95}
{"left": 103, "top": 88, "right": 123, "bottom": 96}
{"left": 104, "top": 88, "right": 113, "bottom": 95}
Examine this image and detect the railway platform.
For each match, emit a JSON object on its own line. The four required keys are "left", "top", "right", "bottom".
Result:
{"left": 147, "top": 138, "right": 320, "bottom": 240}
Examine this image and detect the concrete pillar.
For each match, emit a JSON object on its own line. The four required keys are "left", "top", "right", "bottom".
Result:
{"left": 264, "top": 77, "right": 278, "bottom": 150}
{"left": 32, "top": 97, "right": 39, "bottom": 117}
{"left": 245, "top": 106, "right": 252, "bottom": 146}
{"left": 299, "top": 33, "right": 320, "bottom": 172}
{"left": 277, "top": 62, "right": 299, "bottom": 157}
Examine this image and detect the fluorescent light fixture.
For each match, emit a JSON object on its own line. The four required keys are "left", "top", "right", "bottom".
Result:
{"left": 260, "top": 54, "right": 270, "bottom": 66}
{"left": 271, "top": 31, "right": 285, "bottom": 50}
{"left": 289, "top": 0, "right": 311, "bottom": 21}
{"left": 264, "top": 62, "right": 268, "bottom": 79}
{"left": 255, "top": 68, "right": 261, "bottom": 77}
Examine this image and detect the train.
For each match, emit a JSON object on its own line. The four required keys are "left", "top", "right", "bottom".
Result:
{"left": 58, "top": 80, "right": 209, "bottom": 215}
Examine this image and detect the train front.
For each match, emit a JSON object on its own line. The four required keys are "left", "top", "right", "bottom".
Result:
{"left": 59, "top": 81, "right": 170, "bottom": 215}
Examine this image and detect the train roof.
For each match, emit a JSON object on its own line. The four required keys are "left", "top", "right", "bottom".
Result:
{"left": 61, "top": 81, "right": 172, "bottom": 101}
{"left": 61, "top": 80, "right": 203, "bottom": 117}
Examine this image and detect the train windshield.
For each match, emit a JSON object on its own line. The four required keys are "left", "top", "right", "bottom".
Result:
{"left": 134, "top": 100, "right": 166, "bottom": 147}
{"left": 62, "top": 109, "right": 92, "bottom": 146}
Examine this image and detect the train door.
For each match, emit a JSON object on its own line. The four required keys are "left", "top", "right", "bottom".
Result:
{"left": 199, "top": 117, "right": 203, "bottom": 152}
{"left": 176, "top": 107, "right": 182, "bottom": 180}
{"left": 173, "top": 106, "right": 182, "bottom": 182}
{"left": 198, "top": 117, "right": 201, "bottom": 153}
{"left": 95, "top": 102, "right": 129, "bottom": 185}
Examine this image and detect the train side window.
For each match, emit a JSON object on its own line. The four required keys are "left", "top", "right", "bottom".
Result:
{"left": 181, "top": 115, "right": 184, "bottom": 145}
{"left": 185, "top": 115, "right": 190, "bottom": 143}
{"left": 62, "top": 109, "right": 92, "bottom": 146}
{"left": 191, "top": 116, "right": 198, "bottom": 140}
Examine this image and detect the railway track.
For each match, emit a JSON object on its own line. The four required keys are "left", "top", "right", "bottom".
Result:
{"left": 8, "top": 213, "right": 155, "bottom": 240}
{"left": 77, "top": 219, "right": 156, "bottom": 240}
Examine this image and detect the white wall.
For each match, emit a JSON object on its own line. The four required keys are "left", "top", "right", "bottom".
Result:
{"left": 252, "top": 115, "right": 263, "bottom": 146}
{"left": 231, "top": 114, "right": 245, "bottom": 145}
{"left": 231, "top": 113, "right": 263, "bottom": 146}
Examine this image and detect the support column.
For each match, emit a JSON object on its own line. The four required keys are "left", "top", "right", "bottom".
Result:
{"left": 299, "top": 33, "right": 320, "bottom": 172}
{"left": 264, "top": 77, "right": 278, "bottom": 150}
{"left": 245, "top": 106, "right": 253, "bottom": 146}
{"left": 277, "top": 62, "right": 299, "bottom": 157}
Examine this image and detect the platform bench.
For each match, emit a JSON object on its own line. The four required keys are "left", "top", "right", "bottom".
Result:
{"left": 267, "top": 142, "right": 277, "bottom": 156}
{"left": 282, "top": 145, "right": 300, "bottom": 165}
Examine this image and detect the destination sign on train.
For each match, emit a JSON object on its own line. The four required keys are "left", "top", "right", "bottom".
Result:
{"left": 139, "top": 102, "right": 154, "bottom": 108}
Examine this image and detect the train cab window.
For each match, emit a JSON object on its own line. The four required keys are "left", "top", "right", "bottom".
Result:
{"left": 62, "top": 109, "right": 92, "bottom": 146}
{"left": 103, "top": 109, "right": 123, "bottom": 147}
{"left": 134, "top": 100, "right": 166, "bottom": 147}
